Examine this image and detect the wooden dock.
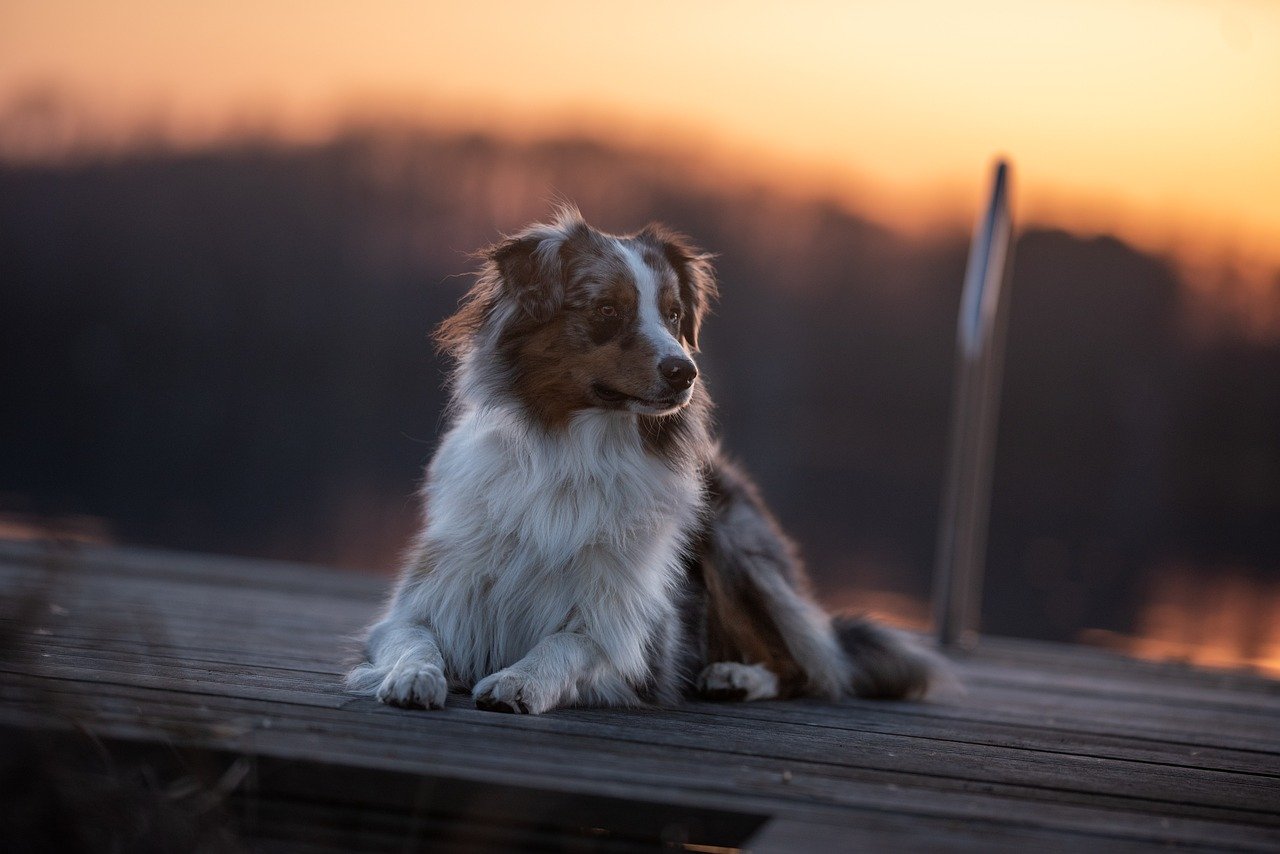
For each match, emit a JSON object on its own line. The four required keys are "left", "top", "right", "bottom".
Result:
{"left": 2, "top": 540, "right": 1277, "bottom": 852}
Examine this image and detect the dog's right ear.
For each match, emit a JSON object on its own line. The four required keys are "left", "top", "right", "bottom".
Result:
{"left": 489, "top": 233, "right": 563, "bottom": 324}
{"left": 491, "top": 205, "right": 592, "bottom": 323}
{"left": 436, "top": 210, "right": 589, "bottom": 357}
{"left": 436, "top": 231, "right": 563, "bottom": 357}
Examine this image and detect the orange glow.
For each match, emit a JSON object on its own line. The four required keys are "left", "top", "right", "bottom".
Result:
{"left": 1082, "top": 566, "right": 1280, "bottom": 678}
{"left": 0, "top": 513, "right": 112, "bottom": 546}
{"left": 2, "top": 1, "right": 1278, "bottom": 281}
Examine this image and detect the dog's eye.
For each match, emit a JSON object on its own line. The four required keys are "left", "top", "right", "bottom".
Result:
{"left": 667, "top": 307, "right": 681, "bottom": 324}
{"left": 597, "top": 303, "right": 618, "bottom": 319}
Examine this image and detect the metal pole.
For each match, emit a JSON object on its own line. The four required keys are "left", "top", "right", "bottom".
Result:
{"left": 933, "top": 159, "right": 1016, "bottom": 649}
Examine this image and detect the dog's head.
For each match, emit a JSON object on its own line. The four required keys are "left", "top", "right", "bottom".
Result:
{"left": 438, "top": 207, "right": 718, "bottom": 427}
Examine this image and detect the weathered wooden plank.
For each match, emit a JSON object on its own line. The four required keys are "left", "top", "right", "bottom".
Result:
{"left": 745, "top": 814, "right": 1228, "bottom": 854}
{"left": 23, "top": 724, "right": 1240, "bottom": 854}
{"left": 952, "top": 664, "right": 1280, "bottom": 715}
{"left": 15, "top": 616, "right": 1279, "bottom": 758}
{"left": 15, "top": 631, "right": 1278, "bottom": 778}
{"left": 968, "top": 636, "right": 1280, "bottom": 695}
{"left": 4, "top": 543, "right": 1280, "bottom": 852}
{"left": 9, "top": 548, "right": 1279, "bottom": 719}
{"left": 4, "top": 681, "right": 1278, "bottom": 853}
{"left": 935, "top": 683, "right": 1280, "bottom": 744}
{"left": 7, "top": 560, "right": 1280, "bottom": 763}
{"left": 3, "top": 724, "right": 765, "bottom": 854}
{"left": 6, "top": 657, "right": 1279, "bottom": 830}
{"left": 18, "top": 541, "right": 1278, "bottom": 699}
{"left": 11, "top": 604, "right": 1279, "bottom": 749}
{"left": 12, "top": 613, "right": 1280, "bottom": 761}
{"left": 9, "top": 545, "right": 1278, "bottom": 726}
{"left": 0, "top": 540, "right": 384, "bottom": 596}
{"left": 5, "top": 540, "right": 1275, "bottom": 697}
{"left": 12, "top": 636, "right": 1280, "bottom": 794}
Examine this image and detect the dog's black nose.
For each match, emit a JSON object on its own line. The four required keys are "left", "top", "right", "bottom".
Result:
{"left": 659, "top": 356, "right": 698, "bottom": 391}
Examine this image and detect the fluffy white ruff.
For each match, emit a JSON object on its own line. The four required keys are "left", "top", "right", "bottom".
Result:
{"left": 355, "top": 402, "right": 703, "bottom": 710}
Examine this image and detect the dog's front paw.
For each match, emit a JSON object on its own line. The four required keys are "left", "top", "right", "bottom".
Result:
{"left": 473, "top": 669, "right": 558, "bottom": 714}
{"left": 375, "top": 661, "right": 448, "bottom": 710}
{"left": 696, "top": 661, "right": 780, "bottom": 702}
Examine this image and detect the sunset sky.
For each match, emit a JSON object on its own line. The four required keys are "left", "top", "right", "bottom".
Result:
{"left": 3, "top": 0, "right": 1278, "bottom": 277}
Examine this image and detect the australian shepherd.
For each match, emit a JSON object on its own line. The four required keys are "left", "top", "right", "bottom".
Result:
{"left": 347, "top": 206, "right": 936, "bottom": 714}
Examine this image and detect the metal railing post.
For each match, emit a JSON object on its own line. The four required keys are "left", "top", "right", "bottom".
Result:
{"left": 933, "top": 159, "right": 1016, "bottom": 649}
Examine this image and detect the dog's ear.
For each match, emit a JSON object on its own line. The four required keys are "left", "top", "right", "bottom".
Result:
{"left": 645, "top": 226, "right": 718, "bottom": 350}
{"left": 436, "top": 209, "right": 589, "bottom": 356}
{"left": 489, "top": 232, "right": 564, "bottom": 324}
{"left": 488, "top": 207, "right": 593, "bottom": 323}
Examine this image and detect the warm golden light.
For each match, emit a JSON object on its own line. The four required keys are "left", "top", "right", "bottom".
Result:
{"left": 2, "top": 1, "right": 1277, "bottom": 276}
{"left": 1082, "top": 566, "right": 1280, "bottom": 678}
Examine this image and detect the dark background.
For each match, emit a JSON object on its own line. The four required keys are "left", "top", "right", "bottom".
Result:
{"left": 3, "top": 125, "right": 1278, "bottom": 653}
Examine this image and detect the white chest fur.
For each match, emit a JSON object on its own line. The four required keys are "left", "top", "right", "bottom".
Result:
{"left": 401, "top": 406, "right": 703, "bottom": 685}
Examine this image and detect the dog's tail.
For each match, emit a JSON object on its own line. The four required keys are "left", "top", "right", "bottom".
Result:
{"left": 832, "top": 616, "right": 943, "bottom": 700}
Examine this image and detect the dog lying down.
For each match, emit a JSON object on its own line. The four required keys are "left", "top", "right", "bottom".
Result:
{"left": 347, "top": 207, "right": 939, "bottom": 714}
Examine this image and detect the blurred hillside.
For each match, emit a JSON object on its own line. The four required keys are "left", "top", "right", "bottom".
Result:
{"left": 2, "top": 125, "right": 1278, "bottom": 646}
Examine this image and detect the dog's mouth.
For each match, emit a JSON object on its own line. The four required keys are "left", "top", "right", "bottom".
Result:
{"left": 592, "top": 383, "right": 686, "bottom": 413}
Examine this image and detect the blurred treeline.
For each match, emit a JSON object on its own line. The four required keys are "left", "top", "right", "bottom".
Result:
{"left": 2, "top": 125, "right": 1277, "bottom": 642}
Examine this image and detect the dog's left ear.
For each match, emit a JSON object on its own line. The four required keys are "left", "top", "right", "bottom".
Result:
{"left": 644, "top": 226, "right": 718, "bottom": 350}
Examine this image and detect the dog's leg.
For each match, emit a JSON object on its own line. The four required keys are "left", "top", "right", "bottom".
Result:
{"left": 716, "top": 560, "right": 849, "bottom": 700}
{"left": 702, "top": 459, "right": 852, "bottom": 700}
{"left": 346, "top": 619, "right": 449, "bottom": 710}
{"left": 703, "top": 457, "right": 937, "bottom": 701}
{"left": 472, "top": 631, "right": 606, "bottom": 714}
{"left": 696, "top": 661, "right": 780, "bottom": 701}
